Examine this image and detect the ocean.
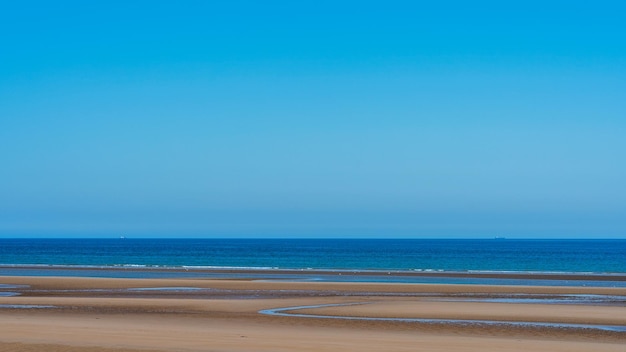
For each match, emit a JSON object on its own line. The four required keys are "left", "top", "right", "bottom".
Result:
{"left": 0, "top": 238, "right": 624, "bottom": 274}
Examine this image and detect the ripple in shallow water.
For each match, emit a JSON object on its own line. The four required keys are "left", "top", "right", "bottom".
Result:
{"left": 259, "top": 303, "right": 626, "bottom": 332}
{"left": 0, "top": 304, "right": 56, "bottom": 309}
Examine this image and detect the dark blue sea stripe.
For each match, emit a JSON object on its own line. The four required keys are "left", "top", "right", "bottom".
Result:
{"left": 1, "top": 239, "right": 625, "bottom": 273}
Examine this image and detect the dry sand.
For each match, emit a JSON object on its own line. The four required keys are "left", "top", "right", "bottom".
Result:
{"left": 1, "top": 276, "right": 625, "bottom": 351}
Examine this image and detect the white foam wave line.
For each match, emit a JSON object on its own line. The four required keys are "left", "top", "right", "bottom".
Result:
{"left": 2, "top": 263, "right": 626, "bottom": 276}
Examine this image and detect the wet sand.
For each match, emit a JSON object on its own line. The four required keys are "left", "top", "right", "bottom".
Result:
{"left": 1, "top": 276, "right": 625, "bottom": 351}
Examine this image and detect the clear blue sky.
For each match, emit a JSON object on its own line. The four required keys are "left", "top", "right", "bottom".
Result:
{"left": 1, "top": 1, "right": 625, "bottom": 238}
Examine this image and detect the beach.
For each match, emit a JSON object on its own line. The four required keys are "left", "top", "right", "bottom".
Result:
{"left": 1, "top": 275, "right": 625, "bottom": 351}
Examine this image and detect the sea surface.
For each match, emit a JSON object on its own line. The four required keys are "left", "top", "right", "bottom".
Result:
{"left": 0, "top": 239, "right": 625, "bottom": 286}
{"left": 0, "top": 238, "right": 626, "bottom": 287}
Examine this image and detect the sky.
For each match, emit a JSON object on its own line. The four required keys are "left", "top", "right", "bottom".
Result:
{"left": 0, "top": 1, "right": 625, "bottom": 238}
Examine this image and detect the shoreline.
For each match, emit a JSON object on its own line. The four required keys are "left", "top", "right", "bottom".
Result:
{"left": 0, "top": 264, "right": 626, "bottom": 288}
{"left": 2, "top": 264, "right": 626, "bottom": 282}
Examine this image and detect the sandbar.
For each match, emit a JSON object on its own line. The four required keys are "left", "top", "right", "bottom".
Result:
{"left": 0, "top": 275, "right": 624, "bottom": 351}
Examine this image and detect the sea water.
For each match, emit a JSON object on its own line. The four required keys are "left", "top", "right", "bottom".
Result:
{"left": 0, "top": 238, "right": 624, "bottom": 273}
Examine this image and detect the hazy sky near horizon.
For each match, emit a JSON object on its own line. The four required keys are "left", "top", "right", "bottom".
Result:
{"left": 1, "top": 1, "right": 625, "bottom": 238}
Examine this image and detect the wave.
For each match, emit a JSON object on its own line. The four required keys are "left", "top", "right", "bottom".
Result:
{"left": 1, "top": 263, "right": 625, "bottom": 276}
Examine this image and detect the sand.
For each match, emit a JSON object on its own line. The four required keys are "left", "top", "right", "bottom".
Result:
{"left": 1, "top": 275, "right": 625, "bottom": 351}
